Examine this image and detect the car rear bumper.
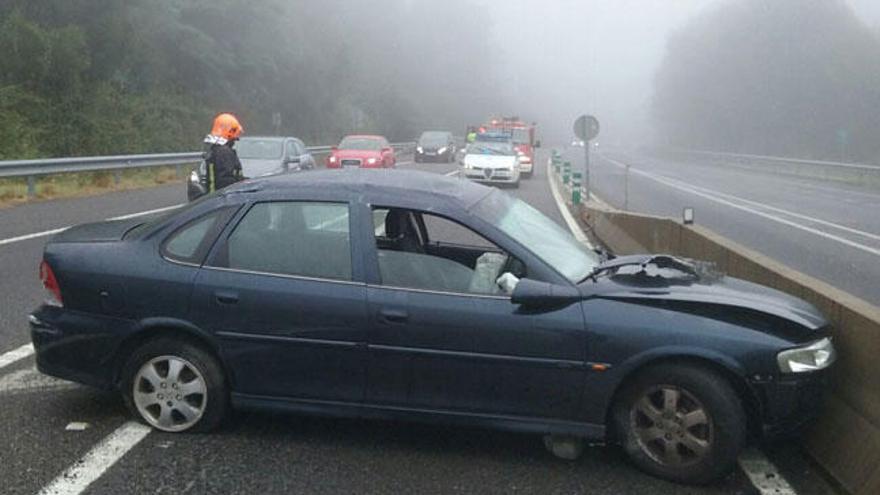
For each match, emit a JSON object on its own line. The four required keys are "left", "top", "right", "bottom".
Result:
{"left": 29, "top": 305, "right": 131, "bottom": 390}
{"left": 751, "top": 371, "right": 828, "bottom": 439}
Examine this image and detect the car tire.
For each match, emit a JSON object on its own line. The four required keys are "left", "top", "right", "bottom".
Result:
{"left": 611, "top": 363, "right": 746, "bottom": 484}
{"left": 121, "top": 338, "right": 229, "bottom": 433}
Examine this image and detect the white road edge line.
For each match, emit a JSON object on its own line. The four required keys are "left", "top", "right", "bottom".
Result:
{"left": 601, "top": 155, "right": 880, "bottom": 258}
{"left": 546, "top": 159, "right": 593, "bottom": 247}
{"left": 0, "top": 343, "right": 34, "bottom": 370}
{"left": 0, "top": 204, "right": 182, "bottom": 247}
{"left": 738, "top": 448, "right": 798, "bottom": 495}
{"left": 37, "top": 421, "right": 152, "bottom": 495}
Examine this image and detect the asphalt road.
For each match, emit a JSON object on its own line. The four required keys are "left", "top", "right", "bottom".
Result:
{"left": 571, "top": 147, "right": 880, "bottom": 304}
{"left": 0, "top": 155, "right": 834, "bottom": 494}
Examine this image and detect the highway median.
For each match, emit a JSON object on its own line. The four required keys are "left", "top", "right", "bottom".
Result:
{"left": 577, "top": 187, "right": 880, "bottom": 495}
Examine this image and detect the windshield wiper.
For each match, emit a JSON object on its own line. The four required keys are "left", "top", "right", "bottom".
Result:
{"left": 580, "top": 254, "right": 698, "bottom": 283}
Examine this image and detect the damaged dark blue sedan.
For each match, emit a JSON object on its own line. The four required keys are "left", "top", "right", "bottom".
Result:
{"left": 30, "top": 169, "right": 834, "bottom": 484}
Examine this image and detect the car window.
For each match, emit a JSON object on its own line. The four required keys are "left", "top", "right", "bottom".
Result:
{"left": 163, "top": 209, "right": 230, "bottom": 264}
{"left": 219, "top": 202, "right": 352, "bottom": 281}
{"left": 422, "top": 214, "right": 494, "bottom": 249}
{"left": 286, "top": 140, "right": 299, "bottom": 157}
{"left": 372, "top": 207, "right": 523, "bottom": 296}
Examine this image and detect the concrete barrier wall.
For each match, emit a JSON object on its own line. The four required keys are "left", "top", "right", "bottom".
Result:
{"left": 580, "top": 203, "right": 880, "bottom": 495}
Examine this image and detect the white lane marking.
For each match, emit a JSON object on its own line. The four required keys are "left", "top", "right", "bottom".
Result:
{"left": 0, "top": 367, "right": 79, "bottom": 394}
{"left": 65, "top": 422, "right": 91, "bottom": 432}
{"left": 641, "top": 168, "right": 880, "bottom": 243}
{"left": 0, "top": 343, "right": 34, "bottom": 370}
{"left": 601, "top": 156, "right": 880, "bottom": 258}
{"left": 546, "top": 160, "right": 593, "bottom": 247}
{"left": 106, "top": 204, "right": 182, "bottom": 221}
{"left": 38, "top": 421, "right": 152, "bottom": 495}
{"left": 0, "top": 227, "right": 69, "bottom": 247}
{"left": 0, "top": 204, "right": 183, "bottom": 247}
{"left": 738, "top": 448, "right": 798, "bottom": 495}
{"left": 444, "top": 170, "right": 459, "bottom": 177}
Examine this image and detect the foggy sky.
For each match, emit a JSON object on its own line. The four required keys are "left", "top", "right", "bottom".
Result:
{"left": 477, "top": 0, "right": 880, "bottom": 145}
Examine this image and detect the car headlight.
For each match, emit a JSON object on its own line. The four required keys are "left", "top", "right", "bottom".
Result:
{"left": 367, "top": 157, "right": 378, "bottom": 165}
{"left": 777, "top": 337, "right": 836, "bottom": 373}
{"left": 328, "top": 156, "right": 337, "bottom": 163}
{"left": 416, "top": 146, "right": 424, "bottom": 153}
{"left": 189, "top": 171, "right": 200, "bottom": 184}
{"left": 438, "top": 147, "right": 447, "bottom": 154}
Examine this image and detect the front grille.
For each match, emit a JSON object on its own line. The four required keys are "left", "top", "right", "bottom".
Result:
{"left": 341, "top": 159, "right": 361, "bottom": 167}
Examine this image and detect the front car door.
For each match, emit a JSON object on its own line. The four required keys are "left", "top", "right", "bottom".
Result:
{"left": 363, "top": 206, "right": 587, "bottom": 422}
{"left": 190, "top": 199, "right": 368, "bottom": 404}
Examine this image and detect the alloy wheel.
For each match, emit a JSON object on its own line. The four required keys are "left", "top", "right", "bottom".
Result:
{"left": 133, "top": 355, "right": 208, "bottom": 432}
{"left": 630, "top": 385, "right": 713, "bottom": 467}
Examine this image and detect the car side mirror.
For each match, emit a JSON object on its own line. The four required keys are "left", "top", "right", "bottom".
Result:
{"left": 534, "top": 140, "right": 542, "bottom": 148}
{"left": 331, "top": 146, "right": 338, "bottom": 151}
{"left": 510, "top": 278, "right": 580, "bottom": 308}
{"left": 382, "top": 147, "right": 392, "bottom": 153}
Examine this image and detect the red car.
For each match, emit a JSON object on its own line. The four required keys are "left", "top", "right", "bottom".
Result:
{"left": 326, "top": 135, "right": 396, "bottom": 169}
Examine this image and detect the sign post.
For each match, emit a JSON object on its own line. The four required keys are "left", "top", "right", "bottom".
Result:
{"left": 573, "top": 115, "right": 600, "bottom": 201}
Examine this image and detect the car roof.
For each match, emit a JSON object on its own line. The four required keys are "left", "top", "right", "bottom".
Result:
{"left": 223, "top": 169, "right": 494, "bottom": 210}
{"left": 342, "top": 135, "right": 386, "bottom": 140}
{"left": 239, "top": 136, "right": 294, "bottom": 141}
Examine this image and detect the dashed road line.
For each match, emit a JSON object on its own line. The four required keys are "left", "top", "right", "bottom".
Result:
{"left": 0, "top": 204, "right": 182, "bottom": 247}
{"left": 0, "top": 367, "right": 78, "bottom": 395}
{"left": 37, "top": 421, "right": 152, "bottom": 495}
{"left": 0, "top": 343, "right": 34, "bottom": 370}
{"left": 738, "top": 448, "right": 798, "bottom": 495}
{"left": 600, "top": 155, "right": 880, "bottom": 258}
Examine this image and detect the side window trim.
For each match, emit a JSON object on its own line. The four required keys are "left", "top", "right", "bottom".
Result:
{"left": 160, "top": 206, "right": 240, "bottom": 266}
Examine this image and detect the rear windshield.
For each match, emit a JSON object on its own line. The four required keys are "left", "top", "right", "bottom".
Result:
{"left": 340, "top": 137, "right": 384, "bottom": 150}
{"left": 236, "top": 139, "right": 284, "bottom": 159}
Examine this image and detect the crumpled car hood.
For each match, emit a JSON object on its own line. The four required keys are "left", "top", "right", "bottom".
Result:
{"left": 586, "top": 255, "right": 828, "bottom": 331}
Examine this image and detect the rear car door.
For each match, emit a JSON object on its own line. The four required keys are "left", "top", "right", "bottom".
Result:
{"left": 364, "top": 208, "right": 587, "bottom": 420}
{"left": 191, "top": 200, "right": 368, "bottom": 403}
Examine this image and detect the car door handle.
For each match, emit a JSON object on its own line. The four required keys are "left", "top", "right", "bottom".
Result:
{"left": 215, "top": 291, "right": 239, "bottom": 305}
{"left": 378, "top": 309, "right": 408, "bottom": 324}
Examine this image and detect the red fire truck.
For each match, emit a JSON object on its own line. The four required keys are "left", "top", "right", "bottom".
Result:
{"left": 484, "top": 117, "right": 540, "bottom": 177}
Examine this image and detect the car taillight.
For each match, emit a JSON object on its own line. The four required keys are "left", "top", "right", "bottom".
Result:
{"left": 39, "top": 260, "right": 63, "bottom": 307}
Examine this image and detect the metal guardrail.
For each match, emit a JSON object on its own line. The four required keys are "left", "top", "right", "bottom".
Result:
{"left": 0, "top": 142, "right": 414, "bottom": 196}
{"left": 654, "top": 147, "right": 880, "bottom": 187}
{"left": 668, "top": 148, "right": 880, "bottom": 171}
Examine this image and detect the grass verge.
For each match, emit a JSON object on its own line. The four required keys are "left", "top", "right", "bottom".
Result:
{"left": 0, "top": 166, "right": 188, "bottom": 209}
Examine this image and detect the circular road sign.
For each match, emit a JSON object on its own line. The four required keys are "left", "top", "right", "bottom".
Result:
{"left": 573, "top": 115, "right": 600, "bottom": 141}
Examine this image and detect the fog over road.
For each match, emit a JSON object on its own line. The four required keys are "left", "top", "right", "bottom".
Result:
{"left": 563, "top": 147, "right": 880, "bottom": 304}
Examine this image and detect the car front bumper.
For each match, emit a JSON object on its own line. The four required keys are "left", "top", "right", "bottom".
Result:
{"left": 187, "top": 179, "right": 207, "bottom": 202}
{"left": 415, "top": 150, "right": 451, "bottom": 162}
{"left": 750, "top": 370, "right": 829, "bottom": 439}
{"left": 461, "top": 168, "right": 520, "bottom": 184}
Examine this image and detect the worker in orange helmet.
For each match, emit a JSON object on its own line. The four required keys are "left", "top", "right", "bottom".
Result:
{"left": 203, "top": 113, "right": 244, "bottom": 193}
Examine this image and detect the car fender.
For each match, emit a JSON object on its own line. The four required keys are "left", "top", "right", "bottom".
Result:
{"left": 114, "top": 317, "right": 235, "bottom": 387}
{"left": 584, "top": 345, "right": 755, "bottom": 422}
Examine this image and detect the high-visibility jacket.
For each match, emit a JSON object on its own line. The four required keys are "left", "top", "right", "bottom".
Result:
{"left": 206, "top": 143, "right": 243, "bottom": 192}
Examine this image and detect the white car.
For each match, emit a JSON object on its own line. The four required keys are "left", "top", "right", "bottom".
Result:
{"left": 459, "top": 140, "right": 521, "bottom": 187}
